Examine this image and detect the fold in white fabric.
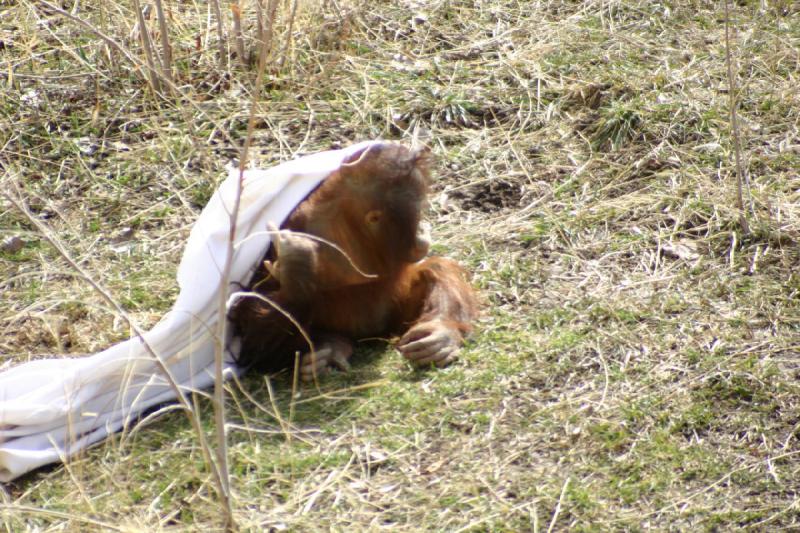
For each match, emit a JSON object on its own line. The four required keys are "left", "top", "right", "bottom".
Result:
{"left": 0, "top": 141, "right": 382, "bottom": 482}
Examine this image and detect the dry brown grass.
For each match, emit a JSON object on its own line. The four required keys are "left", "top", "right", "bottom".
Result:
{"left": 2, "top": 0, "right": 800, "bottom": 530}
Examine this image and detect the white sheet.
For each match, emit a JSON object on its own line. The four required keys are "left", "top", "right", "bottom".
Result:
{"left": 0, "top": 141, "right": 382, "bottom": 482}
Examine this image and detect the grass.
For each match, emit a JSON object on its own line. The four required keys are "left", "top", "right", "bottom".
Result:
{"left": 2, "top": 0, "right": 800, "bottom": 530}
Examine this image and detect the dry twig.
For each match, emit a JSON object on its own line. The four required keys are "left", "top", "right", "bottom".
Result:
{"left": 723, "top": 0, "right": 750, "bottom": 234}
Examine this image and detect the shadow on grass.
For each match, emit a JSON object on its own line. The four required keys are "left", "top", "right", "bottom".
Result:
{"left": 6, "top": 341, "right": 412, "bottom": 494}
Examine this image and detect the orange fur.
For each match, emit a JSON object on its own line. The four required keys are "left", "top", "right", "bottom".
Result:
{"left": 229, "top": 144, "right": 477, "bottom": 374}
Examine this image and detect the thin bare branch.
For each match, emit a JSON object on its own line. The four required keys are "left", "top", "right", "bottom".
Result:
{"left": 261, "top": 0, "right": 280, "bottom": 65}
{"left": 277, "top": 0, "right": 299, "bottom": 70}
{"left": 210, "top": 0, "right": 227, "bottom": 66}
{"left": 208, "top": 1, "right": 283, "bottom": 526}
{"left": 131, "top": 0, "right": 162, "bottom": 94}
{"left": 152, "top": 0, "right": 173, "bottom": 84}
{"left": 231, "top": 3, "right": 247, "bottom": 69}
{"left": 723, "top": 0, "right": 750, "bottom": 234}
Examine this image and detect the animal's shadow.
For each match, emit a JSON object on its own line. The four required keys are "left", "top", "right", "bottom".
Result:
{"left": 229, "top": 340, "right": 401, "bottom": 427}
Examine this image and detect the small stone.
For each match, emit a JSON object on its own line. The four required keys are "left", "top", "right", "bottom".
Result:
{"left": 1, "top": 236, "right": 24, "bottom": 254}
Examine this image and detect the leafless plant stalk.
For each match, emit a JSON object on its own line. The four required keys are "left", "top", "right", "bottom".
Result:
{"left": 262, "top": 0, "right": 280, "bottom": 63}
{"left": 265, "top": 376, "right": 292, "bottom": 441}
{"left": 723, "top": 0, "right": 750, "bottom": 234}
{"left": 131, "top": 0, "right": 162, "bottom": 94}
{"left": 255, "top": 0, "right": 265, "bottom": 53}
{"left": 547, "top": 478, "right": 571, "bottom": 533}
{"left": 152, "top": 0, "right": 173, "bottom": 84}
{"left": 277, "top": 0, "right": 299, "bottom": 70}
{"left": 208, "top": 1, "right": 282, "bottom": 527}
{"left": 210, "top": 0, "right": 227, "bottom": 66}
{"left": 231, "top": 3, "right": 247, "bottom": 69}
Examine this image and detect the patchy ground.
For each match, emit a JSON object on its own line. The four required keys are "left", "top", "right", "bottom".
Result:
{"left": 2, "top": 0, "right": 800, "bottom": 531}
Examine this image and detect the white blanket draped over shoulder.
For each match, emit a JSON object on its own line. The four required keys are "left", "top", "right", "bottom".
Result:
{"left": 0, "top": 141, "right": 382, "bottom": 482}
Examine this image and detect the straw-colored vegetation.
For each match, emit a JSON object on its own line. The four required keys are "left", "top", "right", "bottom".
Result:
{"left": 2, "top": 0, "right": 800, "bottom": 530}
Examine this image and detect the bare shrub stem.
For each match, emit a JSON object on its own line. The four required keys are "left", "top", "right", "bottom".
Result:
{"left": 262, "top": 0, "right": 280, "bottom": 63}
{"left": 210, "top": 0, "right": 227, "bottom": 66}
{"left": 131, "top": 0, "right": 162, "bottom": 94}
{"left": 277, "top": 0, "right": 300, "bottom": 70}
{"left": 153, "top": 0, "right": 173, "bottom": 84}
{"left": 209, "top": 2, "right": 281, "bottom": 527}
{"left": 723, "top": 0, "right": 750, "bottom": 234}
{"left": 231, "top": 3, "right": 247, "bottom": 68}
